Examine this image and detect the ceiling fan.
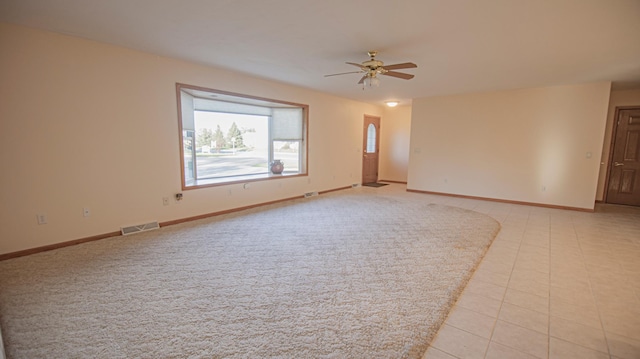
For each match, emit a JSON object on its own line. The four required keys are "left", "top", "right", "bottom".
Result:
{"left": 325, "top": 51, "right": 417, "bottom": 87}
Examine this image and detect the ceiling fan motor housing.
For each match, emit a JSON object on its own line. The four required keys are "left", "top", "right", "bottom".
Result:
{"left": 362, "top": 59, "right": 384, "bottom": 69}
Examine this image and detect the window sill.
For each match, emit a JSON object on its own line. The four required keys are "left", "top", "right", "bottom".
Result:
{"left": 184, "top": 172, "right": 306, "bottom": 190}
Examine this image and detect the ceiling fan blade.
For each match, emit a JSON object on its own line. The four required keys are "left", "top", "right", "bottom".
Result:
{"left": 382, "top": 71, "right": 415, "bottom": 80}
{"left": 382, "top": 62, "right": 417, "bottom": 70}
{"left": 357, "top": 75, "right": 368, "bottom": 85}
{"left": 324, "top": 71, "right": 363, "bottom": 77}
{"left": 346, "top": 62, "right": 367, "bottom": 70}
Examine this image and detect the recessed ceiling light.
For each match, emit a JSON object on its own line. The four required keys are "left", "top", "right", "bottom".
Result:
{"left": 386, "top": 101, "right": 399, "bottom": 107}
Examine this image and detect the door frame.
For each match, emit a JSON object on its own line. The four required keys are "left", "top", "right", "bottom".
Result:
{"left": 603, "top": 105, "right": 640, "bottom": 204}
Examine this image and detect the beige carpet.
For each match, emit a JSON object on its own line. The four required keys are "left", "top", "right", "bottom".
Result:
{"left": 0, "top": 186, "right": 500, "bottom": 358}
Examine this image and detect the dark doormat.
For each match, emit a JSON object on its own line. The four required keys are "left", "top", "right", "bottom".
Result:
{"left": 362, "top": 182, "right": 389, "bottom": 188}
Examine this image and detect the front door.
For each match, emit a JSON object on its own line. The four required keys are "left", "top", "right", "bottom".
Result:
{"left": 606, "top": 107, "right": 640, "bottom": 206}
{"left": 362, "top": 115, "right": 380, "bottom": 184}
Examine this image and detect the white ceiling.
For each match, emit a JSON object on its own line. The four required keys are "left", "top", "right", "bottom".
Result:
{"left": 1, "top": 0, "right": 639, "bottom": 106}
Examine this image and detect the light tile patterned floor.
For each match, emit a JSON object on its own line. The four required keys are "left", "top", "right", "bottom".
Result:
{"left": 416, "top": 192, "right": 640, "bottom": 359}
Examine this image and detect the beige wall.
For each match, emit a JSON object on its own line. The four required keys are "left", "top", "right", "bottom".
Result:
{"left": 408, "top": 83, "right": 611, "bottom": 210}
{"left": 0, "top": 23, "right": 383, "bottom": 255}
{"left": 379, "top": 105, "right": 411, "bottom": 182}
{"left": 596, "top": 89, "right": 640, "bottom": 201}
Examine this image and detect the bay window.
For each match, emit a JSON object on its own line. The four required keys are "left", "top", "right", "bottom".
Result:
{"left": 176, "top": 83, "right": 308, "bottom": 189}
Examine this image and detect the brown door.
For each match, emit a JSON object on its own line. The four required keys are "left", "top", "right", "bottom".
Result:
{"left": 606, "top": 107, "right": 640, "bottom": 206}
{"left": 362, "top": 115, "right": 380, "bottom": 184}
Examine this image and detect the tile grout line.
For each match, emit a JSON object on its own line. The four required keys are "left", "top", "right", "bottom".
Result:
{"left": 482, "top": 206, "right": 528, "bottom": 359}
{"left": 426, "top": 200, "right": 500, "bottom": 359}
{"left": 571, "top": 212, "right": 614, "bottom": 358}
{"left": 469, "top": 200, "right": 498, "bottom": 347}
{"left": 424, "top": 198, "right": 503, "bottom": 359}
{"left": 436, "top": 203, "right": 519, "bottom": 358}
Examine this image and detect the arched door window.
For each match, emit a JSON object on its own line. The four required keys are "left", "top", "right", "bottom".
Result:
{"left": 366, "top": 123, "right": 376, "bottom": 153}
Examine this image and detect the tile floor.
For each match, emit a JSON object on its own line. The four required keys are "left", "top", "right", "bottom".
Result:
{"left": 417, "top": 193, "right": 640, "bottom": 359}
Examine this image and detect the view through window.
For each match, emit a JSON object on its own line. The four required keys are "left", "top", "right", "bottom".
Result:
{"left": 177, "top": 84, "right": 308, "bottom": 188}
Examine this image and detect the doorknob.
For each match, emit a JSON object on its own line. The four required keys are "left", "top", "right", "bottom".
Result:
{"left": 614, "top": 162, "right": 625, "bottom": 166}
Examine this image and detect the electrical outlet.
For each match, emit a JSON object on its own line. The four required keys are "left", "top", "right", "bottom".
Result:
{"left": 162, "top": 197, "right": 169, "bottom": 206}
{"left": 36, "top": 214, "right": 47, "bottom": 225}
{"left": 83, "top": 207, "right": 91, "bottom": 217}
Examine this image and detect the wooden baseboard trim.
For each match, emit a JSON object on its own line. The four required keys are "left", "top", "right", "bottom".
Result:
{"left": 406, "top": 189, "right": 595, "bottom": 213}
{"left": 159, "top": 195, "right": 304, "bottom": 227}
{"left": 162, "top": 186, "right": 351, "bottom": 227}
{"left": 0, "top": 231, "right": 121, "bottom": 261}
{"left": 378, "top": 180, "right": 408, "bottom": 184}
{"left": 319, "top": 186, "right": 351, "bottom": 194}
{"left": 0, "top": 186, "right": 354, "bottom": 261}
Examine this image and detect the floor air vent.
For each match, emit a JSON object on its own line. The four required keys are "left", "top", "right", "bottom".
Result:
{"left": 304, "top": 191, "right": 319, "bottom": 198}
{"left": 121, "top": 221, "right": 160, "bottom": 236}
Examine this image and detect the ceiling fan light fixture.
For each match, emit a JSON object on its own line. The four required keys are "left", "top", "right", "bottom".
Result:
{"left": 371, "top": 76, "right": 380, "bottom": 87}
{"left": 364, "top": 75, "right": 380, "bottom": 88}
{"left": 386, "top": 101, "right": 399, "bottom": 107}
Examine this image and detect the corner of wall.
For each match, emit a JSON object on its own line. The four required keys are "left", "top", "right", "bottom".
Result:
{"left": 379, "top": 105, "right": 412, "bottom": 182}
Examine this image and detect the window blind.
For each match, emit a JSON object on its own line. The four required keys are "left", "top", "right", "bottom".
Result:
{"left": 193, "top": 98, "right": 271, "bottom": 117}
{"left": 272, "top": 108, "right": 303, "bottom": 140}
